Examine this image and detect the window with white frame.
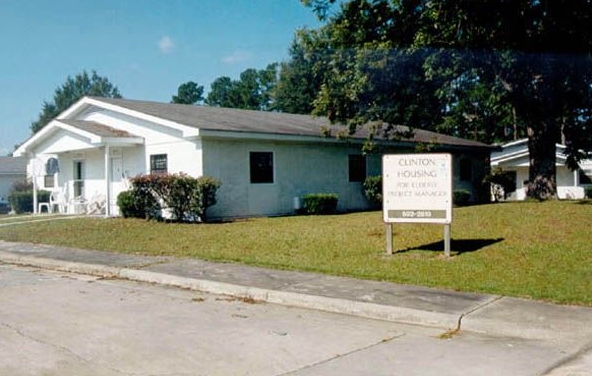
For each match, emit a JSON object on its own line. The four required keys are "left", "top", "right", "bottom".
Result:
{"left": 150, "top": 154, "right": 168, "bottom": 175}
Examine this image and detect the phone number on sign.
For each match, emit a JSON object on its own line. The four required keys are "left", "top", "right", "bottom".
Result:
{"left": 401, "top": 210, "right": 433, "bottom": 218}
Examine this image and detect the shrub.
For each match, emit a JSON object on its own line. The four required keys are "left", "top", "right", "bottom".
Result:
{"left": 302, "top": 193, "right": 338, "bottom": 215}
{"left": 453, "top": 189, "right": 471, "bottom": 206}
{"left": 363, "top": 175, "right": 382, "bottom": 206}
{"left": 483, "top": 167, "right": 517, "bottom": 202}
{"left": 122, "top": 173, "right": 220, "bottom": 222}
{"left": 117, "top": 190, "right": 159, "bottom": 219}
{"left": 116, "top": 191, "right": 135, "bottom": 218}
{"left": 585, "top": 186, "right": 592, "bottom": 199}
{"left": 525, "top": 176, "right": 556, "bottom": 201}
{"left": 151, "top": 173, "right": 197, "bottom": 221}
{"left": 8, "top": 190, "right": 50, "bottom": 214}
{"left": 190, "top": 176, "right": 222, "bottom": 222}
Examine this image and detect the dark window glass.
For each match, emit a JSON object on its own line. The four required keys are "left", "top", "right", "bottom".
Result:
{"left": 579, "top": 169, "right": 592, "bottom": 184}
{"left": 73, "top": 160, "right": 84, "bottom": 197}
{"left": 460, "top": 158, "right": 472, "bottom": 181}
{"left": 150, "top": 154, "right": 168, "bottom": 175}
{"left": 349, "top": 154, "right": 366, "bottom": 182}
{"left": 250, "top": 152, "right": 274, "bottom": 184}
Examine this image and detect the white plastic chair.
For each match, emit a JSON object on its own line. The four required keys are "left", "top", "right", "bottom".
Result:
{"left": 49, "top": 190, "right": 66, "bottom": 214}
{"left": 38, "top": 201, "right": 51, "bottom": 214}
{"left": 39, "top": 190, "right": 65, "bottom": 214}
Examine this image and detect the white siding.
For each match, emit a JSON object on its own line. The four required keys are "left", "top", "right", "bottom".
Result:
{"left": 35, "top": 132, "right": 94, "bottom": 155}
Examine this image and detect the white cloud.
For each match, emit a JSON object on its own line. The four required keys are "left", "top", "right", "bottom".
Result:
{"left": 221, "top": 50, "right": 253, "bottom": 64}
{"left": 158, "top": 36, "right": 175, "bottom": 54}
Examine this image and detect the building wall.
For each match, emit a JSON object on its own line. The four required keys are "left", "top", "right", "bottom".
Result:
{"left": 202, "top": 138, "right": 372, "bottom": 218}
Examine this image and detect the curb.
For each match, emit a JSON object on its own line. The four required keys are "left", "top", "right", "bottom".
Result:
{"left": 5, "top": 249, "right": 592, "bottom": 343}
{"left": 0, "top": 251, "right": 460, "bottom": 331}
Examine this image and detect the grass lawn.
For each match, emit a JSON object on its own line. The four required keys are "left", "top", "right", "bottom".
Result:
{"left": 0, "top": 201, "right": 590, "bottom": 306}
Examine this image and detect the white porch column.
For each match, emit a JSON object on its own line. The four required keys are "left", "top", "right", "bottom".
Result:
{"left": 104, "top": 145, "right": 111, "bottom": 217}
{"left": 574, "top": 169, "right": 579, "bottom": 186}
{"left": 30, "top": 153, "right": 38, "bottom": 214}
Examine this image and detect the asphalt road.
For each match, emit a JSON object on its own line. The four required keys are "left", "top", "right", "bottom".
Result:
{"left": 0, "top": 263, "right": 589, "bottom": 376}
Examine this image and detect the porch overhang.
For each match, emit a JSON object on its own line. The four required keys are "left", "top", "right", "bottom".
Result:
{"left": 14, "top": 120, "right": 144, "bottom": 156}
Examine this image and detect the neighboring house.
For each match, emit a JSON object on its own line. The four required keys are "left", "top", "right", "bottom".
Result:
{"left": 14, "top": 96, "right": 494, "bottom": 218}
{"left": 490, "top": 139, "right": 592, "bottom": 200}
{"left": 0, "top": 156, "right": 26, "bottom": 203}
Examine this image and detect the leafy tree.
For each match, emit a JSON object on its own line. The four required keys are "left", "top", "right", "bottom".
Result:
{"left": 300, "top": 0, "right": 592, "bottom": 200}
{"left": 31, "top": 70, "right": 122, "bottom": 134}
{"left": 205, "top": 64, "right": 278, "bottom": 111}
{"left": 274, "top": 29, "right": 328, "bottom": 114}
{"left": 205, "top": 76, "right": 236, "bottom": 108}
{"left": 171, "top": 81, "right": 204, "bottom": 105}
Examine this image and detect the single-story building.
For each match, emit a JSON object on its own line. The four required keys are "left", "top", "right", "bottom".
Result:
{"left": 0, "top": 156, "right": 26, "bottom": 203}
{"left": 490, "top": 139, "right": 592, "bottom": 200}
{"left": 14, "top": 96, "right": 494, "bottom": 218}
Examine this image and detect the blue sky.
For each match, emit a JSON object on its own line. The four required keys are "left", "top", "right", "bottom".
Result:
{"left": 0, "top": 0, "right": 323, "bottom": 155}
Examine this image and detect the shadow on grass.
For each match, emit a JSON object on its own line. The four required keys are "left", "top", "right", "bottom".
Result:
{"left": 399, "top": 238, "right": 505, "bottom": 255}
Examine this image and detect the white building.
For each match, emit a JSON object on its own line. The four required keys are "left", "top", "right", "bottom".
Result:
{"left": 490, "top": 139, "right": 592, "bottom": 200}
{"left": 14, "top": 97, "right": 494, "bottom": 217}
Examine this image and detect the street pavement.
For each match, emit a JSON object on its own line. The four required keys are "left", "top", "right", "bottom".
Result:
{"left": 1, "top": 239, "right": 591, "bottom": 375}
{"left": 0, "top": 264, "right": 581, "bottom": 375}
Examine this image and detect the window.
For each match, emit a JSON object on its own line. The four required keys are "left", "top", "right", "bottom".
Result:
{"left": 349, "top": 154, "right": 366, "bottom": 182}
{"left": 460, "top": 158, "right": 472, "bottom": 182}
{"left": 150, "top": 154, "right": 168, "bottom": 175}
{"left": 44, "top": 175, "right": 55, "bottom": 188}
{"left": 73, "top": 160, "right": 84, "bottom": 197}
{"left": 250, "top": 152, "right": 274, "bottom": 183}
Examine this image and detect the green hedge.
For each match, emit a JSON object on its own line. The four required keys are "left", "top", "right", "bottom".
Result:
{"left": 302, "top": 193, "right": 338, "bottom": 215}
{"left": 585, "top": 186, "right": 592, "bottom": 199}
{"left": 453, "top": 189, "right": 471, "bottom": 206}
{"left": 8, "top": 190, "right": 50, "bottom": 214}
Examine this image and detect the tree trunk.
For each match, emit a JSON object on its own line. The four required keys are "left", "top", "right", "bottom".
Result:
{"left": 526, "top": 123, "right": 557, "bottom": 200}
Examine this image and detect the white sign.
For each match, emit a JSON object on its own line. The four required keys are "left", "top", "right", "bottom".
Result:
{"left": 382, "top": 153, "right": 452, "bottom": 224}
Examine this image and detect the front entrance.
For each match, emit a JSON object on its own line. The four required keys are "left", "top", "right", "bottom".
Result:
{"left": 110, "top": 157, "right": 125, "bottom": 215}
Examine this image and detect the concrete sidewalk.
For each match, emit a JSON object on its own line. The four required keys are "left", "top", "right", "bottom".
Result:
{"left": 1, "top": 239, "right": 592, "bottom": 344}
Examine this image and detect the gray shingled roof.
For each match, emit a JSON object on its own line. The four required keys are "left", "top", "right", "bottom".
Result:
{"left": 0, "top": 156, "right": 26, "bottom": 174}
{"left": 89, "top": 97, "right": 492, "bottom": 149}
{"left": 58, "top": 119, "right": 140, "bottom": 138}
